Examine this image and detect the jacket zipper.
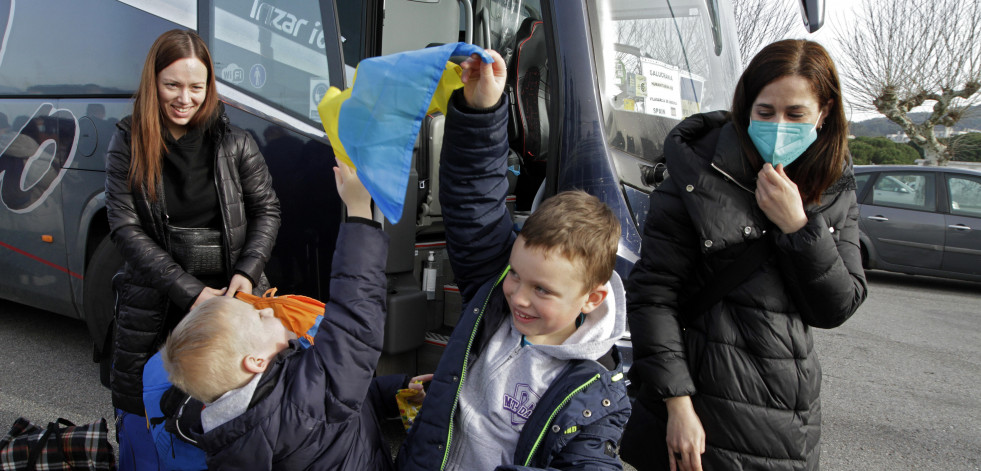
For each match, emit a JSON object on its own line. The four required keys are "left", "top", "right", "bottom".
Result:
{"left": 710, "top": 162, "right": 755, "bottom": 194}
{"left": 522, "top": 373, "right": 602, "bottom": 467}
{"left": 440, "top": 266, "right": 512, "bottom": 470}
{"left": 212, "top": 122, "right": 232, "bottom": 274}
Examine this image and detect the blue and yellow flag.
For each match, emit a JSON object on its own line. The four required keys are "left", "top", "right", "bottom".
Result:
{"left": 318, "top": 42, "right": 493, "bottom": 223}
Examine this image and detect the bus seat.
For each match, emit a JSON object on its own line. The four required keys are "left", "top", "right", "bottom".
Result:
{"left": 415, "top": 52, "right": 473, "bottom": 224}
{"left": 417, "top": 112, "right": 445, "bottom": 221}
{"left": 505, "top": 18, "right": 549, "bottom": 211}
{"left": 381, "top": 154, "right": 427, "bottom": 355}
{"left": 507, "top": 18, "right": 549, "bottom": 163}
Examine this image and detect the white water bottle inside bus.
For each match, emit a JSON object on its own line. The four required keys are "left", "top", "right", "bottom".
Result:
{"left": 422, "top": 251, "right": 437, "bottom": 300}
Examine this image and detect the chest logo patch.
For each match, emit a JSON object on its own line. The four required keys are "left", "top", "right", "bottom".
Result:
{"left": 503, "top": 383, "right": 540, "bottom": 426}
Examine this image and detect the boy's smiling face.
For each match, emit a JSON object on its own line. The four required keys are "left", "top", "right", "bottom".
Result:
{"left": 503, "top": 236, "right": 608, "bottom": 346}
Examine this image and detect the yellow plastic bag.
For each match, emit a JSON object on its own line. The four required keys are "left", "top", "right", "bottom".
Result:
{"left": 395, "top": 385, "right": 424, "bottom": 431}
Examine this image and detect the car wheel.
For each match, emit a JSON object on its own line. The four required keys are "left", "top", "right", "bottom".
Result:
{"left": 83, "top": 236, "right": 124, "bottom": 388}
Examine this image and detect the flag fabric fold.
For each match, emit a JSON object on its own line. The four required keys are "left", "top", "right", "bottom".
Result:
{"left": 318, "top": 42, "right": 493, "bottom": 223}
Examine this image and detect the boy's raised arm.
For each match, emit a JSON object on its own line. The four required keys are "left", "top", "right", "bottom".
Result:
{"left": 304, "top": 161, "right": 389, "bottom": 418}
{"left": 440, "top": 49, "right": 515, "bottom": 302}
{"left": 334, "top": 158, "right": 373, "bottom": 220}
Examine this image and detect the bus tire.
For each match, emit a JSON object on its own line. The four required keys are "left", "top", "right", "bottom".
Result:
{"left": 84, "top": 235, "right": 123, "bottom": 388}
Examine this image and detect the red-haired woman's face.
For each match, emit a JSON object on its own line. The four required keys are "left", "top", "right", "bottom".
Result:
{"left": 157, "top": 57, "right": 208, "bottom": 139}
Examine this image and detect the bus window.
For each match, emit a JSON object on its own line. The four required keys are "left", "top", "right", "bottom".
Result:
{"left": 381, "top": 0, "right": 461, "bottom": 56}
{"left": 0, "top": 0, "right": 178, "bottom": 96}
{"left": 480, "top": 0, "right": 542, "bottom": 55}
{"left": 210, "top": 0, "right": 333, "bottom": 123}
{"left": 590, "top": 0, "right": 741, "bottom": 163}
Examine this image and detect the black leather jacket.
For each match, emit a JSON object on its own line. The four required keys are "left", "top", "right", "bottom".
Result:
{"left": 105, "top": 106, "right": 280, "bottom": 414}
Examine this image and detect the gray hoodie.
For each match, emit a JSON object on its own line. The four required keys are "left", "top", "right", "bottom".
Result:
{"left": 447, "top": 271, "right": 627, "bottom": 470}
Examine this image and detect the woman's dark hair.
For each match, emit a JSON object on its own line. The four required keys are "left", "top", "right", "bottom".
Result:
{"left": 129, "top": 29, "right": 219, "bottom": 200}
{"left": 731, "top": 39, "right": 848, "bottom": 205}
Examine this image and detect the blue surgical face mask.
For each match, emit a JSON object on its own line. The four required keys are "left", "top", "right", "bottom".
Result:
{"left": 747, "top": 113, "right": 821, "bottom": 167}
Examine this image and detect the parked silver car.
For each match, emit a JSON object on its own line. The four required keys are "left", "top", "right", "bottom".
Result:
{"left": 854, "top": 165, "right": 981, "bottom": 282}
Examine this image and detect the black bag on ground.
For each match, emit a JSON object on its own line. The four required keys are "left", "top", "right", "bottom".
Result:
{"left": 0, "top": 417, "right": 114, "bottom": 470}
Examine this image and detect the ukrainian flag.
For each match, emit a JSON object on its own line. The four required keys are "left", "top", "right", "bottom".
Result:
{"left": 318, "top": 42, "right": 493, "bottom": 223}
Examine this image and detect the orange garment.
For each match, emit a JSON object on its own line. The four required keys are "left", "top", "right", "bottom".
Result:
{"left": 234, "top": 288, "right": 325, "bottom": 345}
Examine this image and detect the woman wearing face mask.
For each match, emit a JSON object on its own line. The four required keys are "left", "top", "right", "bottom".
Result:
{"left": 105, "top": 29, "right": 280, "bottom": 469}
{"left": 620, "top": 40, "right": 867, "bottom": 471}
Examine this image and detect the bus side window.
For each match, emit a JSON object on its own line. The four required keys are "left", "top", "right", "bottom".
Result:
{"left": 381, "top": 0, "right": 461, "bottom": 55}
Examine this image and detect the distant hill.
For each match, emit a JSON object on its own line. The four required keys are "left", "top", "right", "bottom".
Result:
{"left": 848, "top": 105, "right": 981, "bottom": 137}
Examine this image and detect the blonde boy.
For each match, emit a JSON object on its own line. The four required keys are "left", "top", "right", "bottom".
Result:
{"left": 161, "top": 161, "right": 404, "bottom": 471}
{"left": 162, "top": 296, "right": 294, "bottom": 403}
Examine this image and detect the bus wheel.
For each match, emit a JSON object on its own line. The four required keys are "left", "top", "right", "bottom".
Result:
{"left": 84, "top": 236, "right": 123, "bottom": 388}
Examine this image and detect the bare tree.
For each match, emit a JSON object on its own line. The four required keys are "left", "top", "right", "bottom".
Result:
{"left": 733, "top": 0, "right": 802, "bottom": 66}
{"left": 836, "top": 0, "right": 981, "bottom": 165}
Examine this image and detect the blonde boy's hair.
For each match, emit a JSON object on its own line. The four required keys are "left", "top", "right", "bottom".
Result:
{"left": 161, "top": 297, "right": 256, "bottom": 403}
{"left": 519, "top": 190, "right": 621, "bottom": 293}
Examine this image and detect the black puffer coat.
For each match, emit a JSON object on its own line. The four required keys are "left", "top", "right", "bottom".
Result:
{"left": 625, "top": 111, "right": 867, "bottom": 470}
{"left": 105, "top": 107, "right": 280, "bottom": 414}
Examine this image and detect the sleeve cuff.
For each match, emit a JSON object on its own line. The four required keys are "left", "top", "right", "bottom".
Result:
{"left": 234, "top": 270, "right": 256, "bottom": 285}
{"left": 450, "top": 88, "right": 505, "bottom": 114}
{"left": 775, "top": 212, "right": 828, "bottom": 253}
{"left": 169, "top": 272, "right": 206, "bottom": 312}
{"left": 346, "top": 216, "right": 382, "bottom": 229}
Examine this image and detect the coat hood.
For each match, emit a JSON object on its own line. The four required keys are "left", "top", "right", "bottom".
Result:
{"left": 533, "top": 270, "right": 626, "bottom": 362}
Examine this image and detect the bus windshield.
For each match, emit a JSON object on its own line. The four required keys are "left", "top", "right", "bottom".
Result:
{"left": 589, "top": 0, "right": 741, "bottom": 163}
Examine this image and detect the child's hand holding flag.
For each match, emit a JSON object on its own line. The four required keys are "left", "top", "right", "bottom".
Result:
{"left": 318, "top": 43, "right": 494, "bottom": 223}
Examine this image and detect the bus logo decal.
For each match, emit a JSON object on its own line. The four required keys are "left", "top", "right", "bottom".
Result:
{"left": 0, "top": 0, "right": 13, "bottom": 67}
{"left": 0, "top": 103, "right": 79, "bottom": 213}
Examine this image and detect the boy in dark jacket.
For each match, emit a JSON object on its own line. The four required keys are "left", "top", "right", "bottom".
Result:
{"left": 161, "top": 161, "right": 405, "bottom": 471}
{"left": 396, "top": 50, "right": 631, "bottom": 471}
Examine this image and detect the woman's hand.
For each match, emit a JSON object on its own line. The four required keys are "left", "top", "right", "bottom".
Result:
{"left": 665, "top": 396, "right": 706, "bottom": 471}
{"left": 333, "top": 158, "right": 372, "bottom": 219}
{"left": 756, "top": 163, "right": 808, "bottom": 234}
{"left": 191, "top": 286, "right": 226, "bottom": 310}
{"left": 460, "top": 49, "right": 507, "bottom": 109}
{"left": 225, "top": 273, "right": 253, "bottom": 297}
{"left": 406, "top": 373, "right": 434, "bottom": 405}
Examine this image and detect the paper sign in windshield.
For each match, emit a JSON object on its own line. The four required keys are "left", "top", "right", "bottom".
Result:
{"left": 639, "top": 58, "right": 681, "bottom": 119}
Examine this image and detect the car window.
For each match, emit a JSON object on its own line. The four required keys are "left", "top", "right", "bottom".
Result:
{"left": 947, "top": 174, "right": 981, "bottom": 217}
{"left": 871, "top": 172, "right": 935, "bottom": 211}
{"left": 855, "top": 173, "right": 872, "bottom": 197}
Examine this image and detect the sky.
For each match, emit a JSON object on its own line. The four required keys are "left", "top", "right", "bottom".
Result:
{"left": 797, "top": 0, "right": 884, "bottom": 122}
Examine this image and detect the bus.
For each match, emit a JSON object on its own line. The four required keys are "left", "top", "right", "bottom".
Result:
{"left": 0, "top": 0, "right": 824, "bottom": 381}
